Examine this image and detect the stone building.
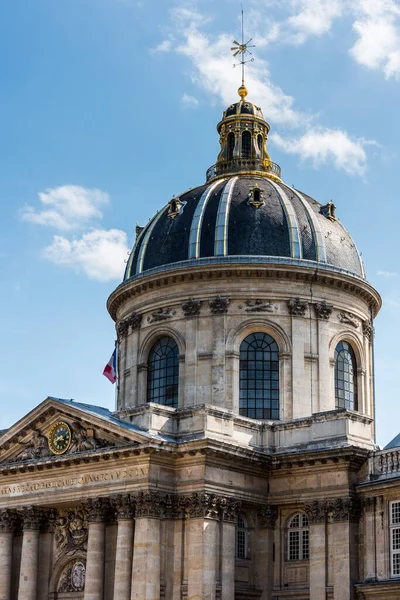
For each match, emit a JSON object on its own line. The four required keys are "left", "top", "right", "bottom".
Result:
{"left": 0, "top": 84, "right": 399, "bottom": 600}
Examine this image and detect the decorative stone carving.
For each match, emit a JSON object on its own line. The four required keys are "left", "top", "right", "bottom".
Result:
{"left": 68, "top": 422, "right": 111, "bottom": 454}
{"left": 84, "top": 498, "right": 108, "bottom": 523}
{"left": 147, "top": 308, "right": 176, "bottom": 323}
{"left": 320, "top": 200, "right": 337, "bottom": 222}
{"left": 13, "top": 429, "right": 50, "bottom": 462}
{"left": 0, "top": 509, "right": 17, "bottom": 532}
{"left": 111, "top": 494, "right": 134, "bottom": 520}
{"left": 362, "top": 320, "right": 373, "bottom": 339}
{"left": 304, "top": 500, "right": 326, "bottom": 524}
{"left": 185, "top": 493, "right": 220, "bottom": 520}
{"left": 209, "top": 296, "right": 230, "bottom": 315}
{"left": 20, "top": 506, "right": 43, "bottom": 530}
{"left": 117, "top": 312, "right": 142, "bottom": 339}
{"left": 257, "top": 504, "right": 278, "bottom": 528}
{"left": 338, "top": 311, "right": 358, "bottom": 328}
{"left": 163, "top": 494, "right": 185, "bottom": 520}
{"left": 220, "top": 498, "right": 242, "bottom": 523}
{"left": 58, "top": 560, "right": 86, "bottom": 593}
{"left": 287, "top": 298, "right": 308, "bottom": 316}
{"left": 167, "top": 196, "right": 186, "bottom": 219}
{"left": 362, "top": 497, "right": 376, "bottom": 513}
{"left": 247, "top": 185, "right": 265, "bottom": 208}
{"left": 134, "top": 491, "right": 166, "bottom": 519}
{"left": 326, "top": 497, "right": 361, "bottom": 523}
{"left": 314, "top": 301, "right": 333, "bottom": 320}
{"left": 182, "top": 298, "right": 202, "bottom": 317}
{"left": 55, "top": 508, "right": 88, "bottom": 555}
{"left": 243, "top": 299, "right": 275, "bottom": 313}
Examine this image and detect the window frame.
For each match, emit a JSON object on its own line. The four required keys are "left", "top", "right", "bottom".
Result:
{"left": 235, "top": 514, "right": 248, "bottom": 560}
{"left": 147, "top": 336, "right": 179, "bottom": 408}
{"left": 286, "top": 513, "right": 309, "bottom": 562}
{"left": 390, "top": 501, "right": 400, "bottom": 578}
{"left": 334, "top": 340, "right": 358, "bottom": 411}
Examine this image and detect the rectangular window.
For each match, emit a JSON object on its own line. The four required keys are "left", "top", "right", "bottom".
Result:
{"left": 390, "top": 502, "right": 400, "bottom": 577}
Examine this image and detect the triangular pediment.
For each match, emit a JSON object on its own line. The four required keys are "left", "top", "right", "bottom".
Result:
{"left": 0, "top": 397, "right": 156, "bottom": 466}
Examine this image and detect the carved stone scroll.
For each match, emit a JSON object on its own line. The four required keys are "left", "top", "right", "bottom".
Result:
{"left": 147, "top": 308, "right": 175, "bottom": 323}
{"left": 209, "top": 296, "right": 230, "bottom": 315}
{"left": 287, "top": 298, "right": 308, "bottom": 316}
{"left": 182, "top": 298, "right": 202, "bottom": 317}
{"left": 314, "top": 301, "right": 333, "bottom": 320}
{"left": 338, "top": 311, "right": 358, "bottom": 329}
{"left": 257, "top": 504, "right": 278, "bottom": 529}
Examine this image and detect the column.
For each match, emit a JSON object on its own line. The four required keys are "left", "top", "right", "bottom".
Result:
{"left": 130, "top": 492, "right": 161, "bottom": 600}
{"left": 328, "top": 497, "right": 360, "bottom": 600}
{"left": 84, "top": 498, "right": 107, "bottom": 600}
{"left": 0, "top": 510, "right": 15, "bottom": 600}
{"left": 113, "top": 495, "right": 134, "bottom": 600}
{"left": 256, "top": 504, "right": 278, "bottom": 600}
{"left": 18, "top": 507, "right": 41, "bottom": 600}
{"left": 186, "top": 493, "right": 220, "bottom": 600}
{"left": 305, "top": 501, "right": 327, "bottom": 600}
{"left": 37, "top": 510, "right": 55, "bottom": 599}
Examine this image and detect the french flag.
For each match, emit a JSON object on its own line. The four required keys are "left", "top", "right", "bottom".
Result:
{"left": 103, "top": 348, "right": 117, "bottom": 384}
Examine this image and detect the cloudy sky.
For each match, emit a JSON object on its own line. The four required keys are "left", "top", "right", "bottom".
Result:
{"left": 1, "top": 0, "right": 399, "bottom": 445}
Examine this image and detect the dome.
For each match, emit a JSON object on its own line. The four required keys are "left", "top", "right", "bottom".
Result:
{"left": 124, "top": 175, "right": 364, "bottom": 281}
{"left": 124, "top": 87, "right": 365, "bottom": 283}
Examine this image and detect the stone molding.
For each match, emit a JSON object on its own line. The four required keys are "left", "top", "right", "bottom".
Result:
{"left": 209, "top": 296, "right": 230, "bottom": 314}
{"left": 287, "top": 298, "right": 308, "bottom": 316}
{"left": 314, "top": 301, "right": 333, "bottom": 320}
{"left": 305, "top": 497, "right": 362, "bottom": 523}
{"left": 257, "top": 504, "right": 278, "bottom": 529}
{"left": 181, "top": 298, "right": 202, "bottom": 317}
{"left": 0, "top": 508, "right": 18, "bottom": 533}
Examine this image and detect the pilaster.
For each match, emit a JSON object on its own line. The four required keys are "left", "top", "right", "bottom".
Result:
{"left": 0, "top": 509, "right": 16, "bottom": 600}
{"left": 18, "top": 507, "right": 42, "bottom": 600}
{"left": 83, "top": 498, "right": 108, "bottom": 600}
{"left": 113, "top": 495, "right": 135, "bottom": 600}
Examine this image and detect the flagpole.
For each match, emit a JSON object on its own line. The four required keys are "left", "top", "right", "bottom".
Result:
{"left": 114, "top": 339, "right": 119, "bottom": 412}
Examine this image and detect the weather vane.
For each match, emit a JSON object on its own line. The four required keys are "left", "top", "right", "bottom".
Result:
{"left": 231, "top": 6, "right": 255, "bottom": 92}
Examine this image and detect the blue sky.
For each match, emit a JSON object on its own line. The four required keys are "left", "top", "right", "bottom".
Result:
{"left": 1, "top": 0, "right": 399, "bottom": 446}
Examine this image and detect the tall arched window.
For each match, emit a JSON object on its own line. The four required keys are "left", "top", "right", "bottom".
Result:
{"left": 335, "top": 341, "right": 358, "bottom": 410}
{"left": 239, "top": 332, "right": 279, "bottom": 420}
{"left": 147, "top": 337, "right": 179, "bottom": 407}
{"left": 242, "top": 130, "right": 252, "bottom": 158}
{"left": 287, "top": 514, "right": 309, "bottom": 561}
{"left": 236, "top": 514, "right": 248, "bottom": 559}
{"left": 257, "top": 134, "right": 263, "bottom": 153}
{"left": 227, "top": 132, "right": 235, "bottom": 160}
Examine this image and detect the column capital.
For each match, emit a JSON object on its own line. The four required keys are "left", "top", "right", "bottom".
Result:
{"left": 0, "top": 508, "right": 17, "bottom": 533}
{"left": 326, "top": 497, "right": 362, "bottom": 523}
{"left": 185, "top": 493, "right": 221, "bottom": 520}
{"left": 20, "top": 506, "right": 43, "bottom": 530}
{"left": 220, "top": 498, "right": 242, "bottom": 523}
{"left": 361, "top": 496, "right": 376, "bottom": 513}
{"left": 257, "top": 504, "right": 278, "bottom": 529}
{"left": 111, "top": 494, "right": 134, "bottom": 520}
{"left": 134, "top": 491, "right": 165, "bottom": 519}
{"left": 304, "top": 500, "right": 326, "bottom": 524}
{"left": 84, "top": 497, "right": 109, "bottom": 523}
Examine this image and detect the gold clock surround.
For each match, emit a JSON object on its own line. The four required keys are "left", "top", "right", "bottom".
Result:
{"left": 48, "top": 421, "right": 72, "bottom": 455}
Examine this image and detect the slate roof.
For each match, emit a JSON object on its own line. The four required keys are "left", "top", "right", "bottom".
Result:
{"left": 384, "top": 432, "right": 400, "bottom": 450}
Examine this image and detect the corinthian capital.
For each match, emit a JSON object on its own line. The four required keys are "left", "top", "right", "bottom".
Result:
{"left": 304, "top": 500, "right": 326, "bottom": 524}
{"left": 220, "top": 497, "right": 242, "bottom": 523}
{"left": 20, "top": 506, "right": 43, "bottom": 530}
{"left": 84, "top": 497, "right": 109, "bottom": 523}
{"left": 0, "top": 509, "right": 17, "bottom": 532}
{"left": 257, "top": 504, "right": 278, "bottom": 529}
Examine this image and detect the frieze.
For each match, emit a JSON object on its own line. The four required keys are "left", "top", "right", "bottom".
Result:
{"left": 257, "top": 504, "right": 278, "bottom": 528}
{"left": 313, "top": 301, "right": 333, "bottom": 320}
{"left": 181, "top": 298, "right": 202, "bottom": 317}
{"left": 209, "top": 296, "right": 230, "bottom": 315}
{"left": 55, "top": 507, "right": 88, "bottom": 555}
{"left": 147, "top": 308, "right": 176, "bottom": 323}
{"left": 240, "top": 299, "right": 276, "bottom": 313}
{"left": 287, "top": 298, "right": 308, "bottom": 316}
{"left": 338, "top": 311, "right": 359, "bottom": 329}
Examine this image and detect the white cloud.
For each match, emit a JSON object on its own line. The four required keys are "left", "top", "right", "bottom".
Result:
{"left": 182, "top": 93, "right": 199, "bottom": 107}
{"left": 20, "top": 185, "right": 109, "bottom": 232}
{"left": 377, "top": 270, "right": 398, "bottom": 277}
{"left": 287, "top": 0, "right": 343, "bottom": 42}
{"left": 150, "top": 39, "right": 173, "bottom": 54}
{"left": 271, "top": 128, "right": 369, "bottom": 175}
{"left": 43, "top": 229, "right": 129, "bottom": 282}
{"left": 350, "top": 0, "right": 400, "bottom": 78}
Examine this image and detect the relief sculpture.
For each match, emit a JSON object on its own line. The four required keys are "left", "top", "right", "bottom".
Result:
{"left": 55, "top": 508, "right": 88, "bottom": 556}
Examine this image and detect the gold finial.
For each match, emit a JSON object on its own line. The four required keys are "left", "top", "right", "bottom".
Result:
{"left": 231, "top": 7, "right": 255, "bottom": 100}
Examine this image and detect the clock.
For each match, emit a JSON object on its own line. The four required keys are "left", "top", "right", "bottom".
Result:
{"left": 48, "top": 421, "right": 72, "bottom": 455}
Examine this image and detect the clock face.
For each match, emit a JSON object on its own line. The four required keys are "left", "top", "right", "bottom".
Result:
{"left": 48, "top": 422, "right": 72, "bottom": 455}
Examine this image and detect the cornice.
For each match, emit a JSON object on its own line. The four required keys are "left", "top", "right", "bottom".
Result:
{"left": 107, "top": 261, "right": 381, "bottom": 321}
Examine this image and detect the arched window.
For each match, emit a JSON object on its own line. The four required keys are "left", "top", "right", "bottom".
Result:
{"left": 242, "top": 130, "right": 252, "bottom": 158}
{"left": 147, "top": 337, "right": 179, "bottom": 407}
{"left": 287, "top": 514, "right": 309, "bottom": 561}
{"left": 236, "top": 514, "right": 248, "bottom": 559}
{"left": 227, "top": 132, "right": 235, "bottom": 160}
{"left": 257, "top": 134, "right": 263, "bottom": 152}
{"left": 239, "top": 332, "right": 279, "bottom": 420}
{"left": 335, "top": 341, "right": 358, "bottom": 410}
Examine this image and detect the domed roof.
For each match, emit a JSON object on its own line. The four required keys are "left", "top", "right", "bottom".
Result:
{"left": 124, "top": 175, "right": 365, "bottom": 281}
